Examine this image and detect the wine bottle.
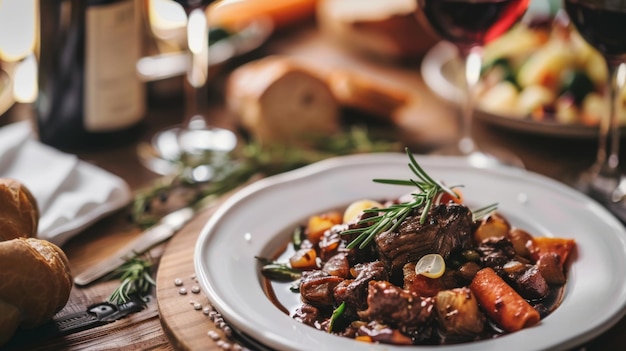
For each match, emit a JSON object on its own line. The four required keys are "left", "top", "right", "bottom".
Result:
{"left": 37, "top": 0, "right": 146, "bottom": 150}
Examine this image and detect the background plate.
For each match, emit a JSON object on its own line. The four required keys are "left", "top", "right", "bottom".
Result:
{"left": 421, "top": 41, "right": 607, "bottom": 139}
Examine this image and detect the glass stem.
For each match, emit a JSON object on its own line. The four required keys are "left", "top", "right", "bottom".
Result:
{"left": 185, "top": 7, "right": 209, "bottom": 130}
{"left": 458, "top": 48, "right": 482, "bottom": 155}
{"left": 595, "top": 61, "right": 625, "bottom": 179}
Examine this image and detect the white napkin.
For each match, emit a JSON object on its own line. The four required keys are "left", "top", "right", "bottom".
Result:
{"left": 0, "top": 121, "right": 132, "bottom": 246}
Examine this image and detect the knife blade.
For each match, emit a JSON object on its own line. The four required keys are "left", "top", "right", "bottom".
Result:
{"left": 74, "top": 206, "right": 195, "bottom": 286}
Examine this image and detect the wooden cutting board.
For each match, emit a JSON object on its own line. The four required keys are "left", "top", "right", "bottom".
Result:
{"left": 155, "top": 182, "right": 270, "bottom": 351}
{"left": 155, "top": 206, "right": 235, "bottom": 351}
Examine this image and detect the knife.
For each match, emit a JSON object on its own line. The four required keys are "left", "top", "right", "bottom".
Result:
{"left": 5, "top": 296, "right": 149, "bottom": 349}
{"left": 74, "top": 206, "right": 195, "bottom": 286}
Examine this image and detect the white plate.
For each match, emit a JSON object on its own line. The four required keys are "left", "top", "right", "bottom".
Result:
{"left": 421, "top": 41, "right": 605, "bottom": 138}
{"left": 195, "top": 152, "right": 626, "bottom": 351}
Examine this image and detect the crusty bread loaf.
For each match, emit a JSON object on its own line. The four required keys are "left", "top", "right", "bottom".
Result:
{"left": 317, "top": 0, "right": 439, "bottom": 61}
{"left": 0, "top": 178, "right": 39, "bottom": 241}
{"left": 0, "top": 238, "right": 73, "bottom": 346}
{"left": 226, "top": 56, "right": 340, "bottom": 146}
{"left": 327, "top": 69, "right": 411, "bottom": 119}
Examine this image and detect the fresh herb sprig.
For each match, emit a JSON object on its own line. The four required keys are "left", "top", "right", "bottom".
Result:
{"left": 342, "top": 148, "right": 461, "bottom": 249}
{"left": 108, "top": 255, "right": 156, "bottom": 304}
{"left": 132, "top": 126, "right": 401, "bottom": 227}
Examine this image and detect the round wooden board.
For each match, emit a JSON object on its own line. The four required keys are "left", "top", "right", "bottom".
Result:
{"left": 156, "top": 206, "right": 233, "bottom": 351}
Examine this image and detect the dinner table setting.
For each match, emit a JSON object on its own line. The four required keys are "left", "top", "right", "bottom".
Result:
{"left": 2, "top": 0, "right": 626, "bottom": 350}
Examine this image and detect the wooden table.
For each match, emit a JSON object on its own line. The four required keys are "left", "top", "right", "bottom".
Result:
{"left": 3, "top": 22, "right": 625, "bottom": 351}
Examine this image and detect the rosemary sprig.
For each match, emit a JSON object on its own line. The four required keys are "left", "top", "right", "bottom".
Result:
{"left": 132, "top": 126, "right": 401, "bottom": 228}
{"left": 341, "top": 148, "right": 460, "bottom": 249}
{"left": 108, "top": 255, "right": 156, "bottom": 304}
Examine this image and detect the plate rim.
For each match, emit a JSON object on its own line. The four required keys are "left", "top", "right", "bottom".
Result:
{"left": 194, "top": 152, "right": 626, "bottom": 351}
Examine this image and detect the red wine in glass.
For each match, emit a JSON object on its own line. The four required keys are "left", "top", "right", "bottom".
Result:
{"left": 565, "top": 0, "right": 626, "bottom": 57}
{"left": 564, "top": 0, "right": 626, "bottom": 218}
{"left": 417, "top": 0, "right": 529, "bottom": 166}
{"left": 419, "top": 0, "right": 530, "bottom": 53}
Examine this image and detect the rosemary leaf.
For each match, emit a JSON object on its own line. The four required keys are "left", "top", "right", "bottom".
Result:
{"left": 108, "top": 255, "right": 156, "bottom": 304}
{"left": 472, "top": 203, "right": 499, "bottom": 221}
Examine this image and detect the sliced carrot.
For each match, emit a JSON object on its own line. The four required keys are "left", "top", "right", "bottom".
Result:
{"left": 527, "top": 237, "right": 576, "bottom": 266}
{"left": 470, "top": 267, "right": 540, "bottom": 332}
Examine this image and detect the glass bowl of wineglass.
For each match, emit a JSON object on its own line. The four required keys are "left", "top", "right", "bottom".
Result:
{"left": 416, "top": 0, "right": 530, "bottom": 167}
{"left": 563, "top": 0, "right": 626, "bottom": 220}
{"left": 144, "top": 0, "right": 238, "bottom": 182}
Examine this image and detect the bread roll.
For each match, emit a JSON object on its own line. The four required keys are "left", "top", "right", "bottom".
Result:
{"left": 226, "top": 56, "right": 340, "bottom": 146}
{"left": 0, "top": 178, "right": 39, "bottom": 241}
{"left": 0, "top": 238, "right": 72, "bottom": 346}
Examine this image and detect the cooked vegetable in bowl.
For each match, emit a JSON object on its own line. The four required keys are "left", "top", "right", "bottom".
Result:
{"left": 478, "top": 15, "right": 626, "bottom": 127}
{"left": 258, "top": 150, "right": 576, "bottom": 346}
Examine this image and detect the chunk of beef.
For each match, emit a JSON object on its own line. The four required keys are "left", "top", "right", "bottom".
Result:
{"left": 319, "top": 224, "right": 348, "bottom": 261}
{"left": 322, "top": 252, "right": 350, "bottom": 278}
{"left": 536, "top": 252, "right": 566, "bottom": 285}
{"left": 292, "top": 303, "right": 320, "bottom": 327}
{"left": 357, "top": 321, "right": 413, "bottom": 345}
{"left": 505, "top": 264, "right": 549, "bottom": 299}
{"left": 334, "top": 261, "right": 388, "bottom": 313}
{"left": 476, "top": 236, "right": 516, "bottom": 270}
{"left": 357, "top": 280, "right": 434, "bottom": 330}
{"left": 375, "top": 204, "right": 474, "bottom": 277}
{"left": 299, "top": 270, "right": 344, "bottom": 307}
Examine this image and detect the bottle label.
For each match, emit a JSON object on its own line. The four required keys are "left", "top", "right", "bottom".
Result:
{"left": 85, "top": 0, "right": 145, "bottom": 132}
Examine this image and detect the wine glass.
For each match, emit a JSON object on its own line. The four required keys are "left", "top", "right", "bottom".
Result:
{"left": 416, "top": 0, "right": 530, "bottom": 167}
{"left": 563, "top": 0, "right": 626, "bottom": 219}
{"left": 145, "top": 0, "right": 237, "bottom": 181}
